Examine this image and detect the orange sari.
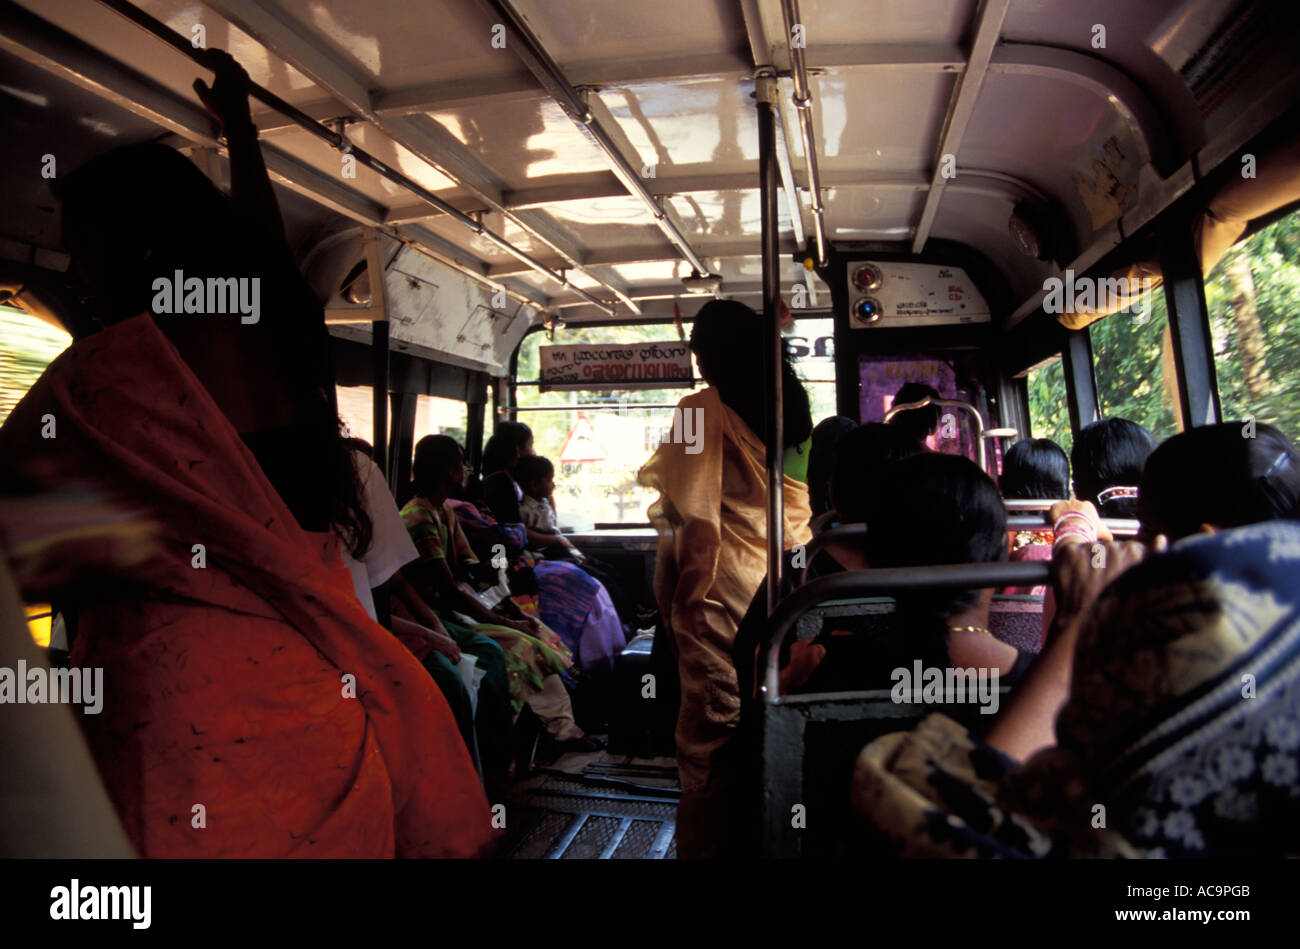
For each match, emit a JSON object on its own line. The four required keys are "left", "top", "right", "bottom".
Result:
{"left": 0, "top": 314, "right": 492, "bottom": 858}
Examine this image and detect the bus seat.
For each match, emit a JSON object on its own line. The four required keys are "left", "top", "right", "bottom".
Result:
{"left": 988, "top": 594, "right": 1045, "bottom": 654}
{"left": 748, "top": 562, "right": 1049, "bottom": 858}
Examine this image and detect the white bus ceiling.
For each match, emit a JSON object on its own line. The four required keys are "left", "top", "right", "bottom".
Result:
{"left": 1, "top": 0, "right": 1298, "bottom": 375}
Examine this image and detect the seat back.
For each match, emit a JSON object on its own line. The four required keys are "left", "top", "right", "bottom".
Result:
{"left": 751, "top": 562, "right": 1049, "bottom": 858}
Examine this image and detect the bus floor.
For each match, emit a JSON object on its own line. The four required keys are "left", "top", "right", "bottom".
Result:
{"left": 494, "top": 750, "right": 679, "bottom": 859}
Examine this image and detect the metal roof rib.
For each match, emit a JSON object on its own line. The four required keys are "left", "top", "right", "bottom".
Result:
{"left": 191, "top": 0, "right": 633, "bottom": 316}
{"left": 911, "top": 0, "right": 1011, "bottom": 254}
{"left": 471, "top": 0, "right": 710, "bottom": 278}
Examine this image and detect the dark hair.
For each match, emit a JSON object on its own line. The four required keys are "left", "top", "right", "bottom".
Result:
{"left": 515, "top": 454, "right": 554, "bottom": 495}
{"left": 412, "top": 434, "right": 464, "bottom": 497}
{"left": 1139, "top": 422, "right": 1300, "bottom": 541}
{"left": 1071, "top": 418, "right": 1157, "bottom": 517}
{"left": 888, "top": 383, "right": 943, "bottom": 448}
{"left": 482, "top": 421, "right": 533, "bottom": 474}
{"left": 59, "top": 144, "right": 372, "bottom": 558}
{"left": 866, "top": 453, "right": 1009, "bottom": 664}
{"left": 1000, "top": 438, "right": 1069, "bottom": 500}
{"left": 807, "top": 416, "right": 858, "bottom": 516}
{"left": 830, "top": 423, "right": 924, "bottom": 523}
{"left": 689, "top": 299, "right": 812, "bottom": 449}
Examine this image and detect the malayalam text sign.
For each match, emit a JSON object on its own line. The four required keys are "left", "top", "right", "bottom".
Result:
{"left": 539, "top": 341, "right": 693, "bottom": 390}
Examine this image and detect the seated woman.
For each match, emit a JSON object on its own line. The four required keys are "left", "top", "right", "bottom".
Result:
{"left": 806, "top": 415, "right": 858, "bottom": 521}
{"left": 454, "top": 439, "right": 626, "bottom": 670}
{"left": 850, "top": 422, "right": 1300, "bottom": 857}
{"left": 1070, "top": 417, "right": 1156, "bottom": 518}
{"left": 888, "top": 382, "right": 943, "bottom": 453}
{"left": 998, "top": 437, "right": 1070, "bottom": 596}
{"left": 0, "top": 52, "right": 491, "bottom": 858}
{"left": 851, "top": 520, "right": 1300, "bottom": 858}
{"left": 399, "top": 435, "right": 593, "bottom": 747}
{"left": 779, "top": 452, "right": 1037, "bottom": 697}
{"left": 338, "top": 439, "right": 514, "bottom": 800}
{"left": 732, "top": 422, "right": 921, "bottom": 702}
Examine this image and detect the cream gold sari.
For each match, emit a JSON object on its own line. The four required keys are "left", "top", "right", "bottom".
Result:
{"left": 638, "top": 386, "right": 811, "bottom": 856}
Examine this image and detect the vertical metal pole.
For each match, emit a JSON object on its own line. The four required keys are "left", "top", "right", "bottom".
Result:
{"left": 365, "top": 228, "right": 390, "bottom": 475}
{"left": 466, "top": 375, "right": 487, "bottom": 477}
{"left": 1061, "top": 326, "right": 1100, "bottom": 437}
{"left": 389, "top": 391, "right": 417, "bottom": 496}
{"left": 1160, "top": 218, "right": 1222, "bottom": 427}
{"left": 757, "top": 73, "right": 784, "bottom": 616}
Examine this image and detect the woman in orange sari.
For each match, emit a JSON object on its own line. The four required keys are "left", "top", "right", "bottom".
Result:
{"left": 638, "top": 300, "right": 813, "bottom": 858}
{"left": 0, "top": 51, "right": 491, "bottom": 857}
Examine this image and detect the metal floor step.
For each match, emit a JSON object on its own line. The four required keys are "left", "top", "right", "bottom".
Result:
{"left": 498, "top": 761, "right": 678, "bottom": 859}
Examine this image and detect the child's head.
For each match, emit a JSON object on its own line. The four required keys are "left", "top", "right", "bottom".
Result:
{"left": 515, "top": 454, "right": 555, "bottom": 500}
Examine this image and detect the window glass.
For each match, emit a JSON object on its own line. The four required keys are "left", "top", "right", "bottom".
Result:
{"left": 335, "top": 384, "right": 375, "bottom": 445}
{"left": 1025, "top": 357, "right": 1072, "bottom": 460}
{"left": 787, "top": 316, "right": 837, "bottom": 426}
{"left": 413, "top": 395, "right": 468, "bottom": 447}
{"left": 513, "top": 316, "right": 836, "bottom": 525}
{"left": 1090, "top": 294, "right": 1180, "bottom": 443}
{"left": 516, "top": 323, "right": 698, "bottom": 526}
{"left": 0, "top": 306, "right": 71, "bottom": 426}
{"left": 1204, "top": 210, "right": 1300, "bottom": 435}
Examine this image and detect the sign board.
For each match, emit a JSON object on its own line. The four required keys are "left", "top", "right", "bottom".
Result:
{"left": 539, "top": 341, "right": 693, "bottom": 391}
{"left": 846, "top": 261, "right": 991, "bottom": 328}
{"left": 558, "top": 414, "right": 608, "bottom": 463}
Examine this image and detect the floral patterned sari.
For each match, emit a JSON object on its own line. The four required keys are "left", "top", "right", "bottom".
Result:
{"left": 851, "top": 521, "right": 1300, "bottom": 858}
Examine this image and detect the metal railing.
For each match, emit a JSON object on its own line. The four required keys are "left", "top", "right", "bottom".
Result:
{"left": 762, "top": 561, "right": 1051, "bottom": 698}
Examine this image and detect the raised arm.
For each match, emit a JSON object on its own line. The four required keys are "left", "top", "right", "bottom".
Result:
{"left": 193, "top": 49, "right": 288, "bottom": 254}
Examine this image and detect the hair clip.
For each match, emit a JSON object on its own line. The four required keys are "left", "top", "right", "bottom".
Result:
{"left": 1096, "top": 485, "right": 1139, "bottom": 506}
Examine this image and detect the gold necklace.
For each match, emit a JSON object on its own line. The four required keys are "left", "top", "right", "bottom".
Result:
{"left": 948, "top": 625, "right": 993, "bottom": 637}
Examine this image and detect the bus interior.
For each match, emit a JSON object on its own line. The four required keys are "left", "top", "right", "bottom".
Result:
{"left": 2, "top": 0, "right": 1299, "bottom": 861}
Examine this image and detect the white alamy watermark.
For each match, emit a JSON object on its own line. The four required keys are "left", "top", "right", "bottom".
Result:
{"left": 0, "top": 661, "right": 103, "bottom": 714}
{"left": 890, "top": 661, "right": 1000, "bottom": 715}
{"left": 1042, "top": 269, "right": 1154, "bottom": 317}
{"left": 50, "top": 880, "right": 150, "bottom": 929}
{"left": 645, "top": 406, "right": 704, "bottom": 455}
{"left": 151, "top": 270, "right": 260, "bottom": 324}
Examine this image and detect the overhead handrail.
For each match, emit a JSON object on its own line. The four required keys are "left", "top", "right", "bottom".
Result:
{"left": 95, "top": 0, "right": 617, "bottom": 317}
{"left": 762, "top": 562, "right": 1051, "bottom": 699}
{"left": 476, "top": 0, "right": 709, "bottom": 278}
{"left": 780, "top": 0, "right": 828, "bottom": 266}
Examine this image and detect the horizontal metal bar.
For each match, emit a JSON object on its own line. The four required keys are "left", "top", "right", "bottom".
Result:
{"left": 512, "top": 402, "right": 691, "bottom": 411}
{"left": 543, "top": 812, "right": 588, "bottom": 858}
{"left": 93, "top": 0, "right": 615, "bottom": 317}
{"left": 474, "top": 0, "right": 708, "bottom": 276}
{"left": 763, "top": 562, "right": 1051, "bottom": 698}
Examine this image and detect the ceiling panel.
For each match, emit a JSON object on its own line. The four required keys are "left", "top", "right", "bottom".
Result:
{"left": 508, "top": 0, "right": 746, "bottom": 66}
{"left": 425, "top": 97, "right": 610, "bottom": 184}
{"left": 270, "top": 0, "right": 534, "bottom": 89}
{"left": 601, "top": 78, "right": 760, "bottom": 172}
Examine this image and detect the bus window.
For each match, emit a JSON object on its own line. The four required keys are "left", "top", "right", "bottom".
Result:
{"left": 1025, "top": 357, "right": 1072, "bottom": 459}
{"left": 0, "top": 306, "right": 71, "bottom": 426}
{"left": 786, "top": 316, "right": 838, "bottom": 425}
{"left": 1205, "top": 209, "right": 1300, "bottom": 434}
{"left": 413, "top": 395, "right": 468, "bottom": 448}
{"left": 515, "top": 323, "right": 700, "bottom": 526}
{"left": 1089, "top": 292, "right": 1180, "bottom": 441}
{"left": 335, "top": 384, "right": 375, "bottom": 444}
